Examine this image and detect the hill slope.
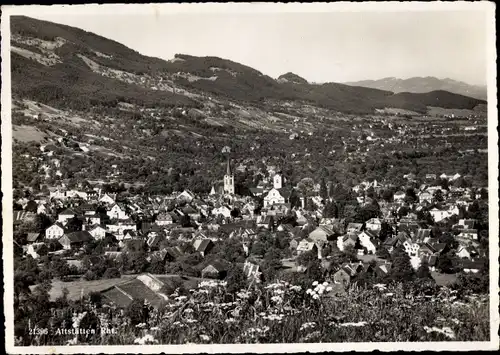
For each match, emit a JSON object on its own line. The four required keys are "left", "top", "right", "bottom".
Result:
{"left": 11, "top": 16, "right": 486, "bottom": 116}
{"left": 344, "top": 77, "right": 487, "bottom": 101}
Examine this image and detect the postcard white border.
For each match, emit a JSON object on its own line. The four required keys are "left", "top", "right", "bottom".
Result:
{"left": 2, "top": 2, "right": 498, "bottom": 353}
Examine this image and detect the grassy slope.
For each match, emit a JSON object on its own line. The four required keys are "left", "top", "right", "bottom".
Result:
{"left": 11, "top": 16, "right": 487, "bottom": 116}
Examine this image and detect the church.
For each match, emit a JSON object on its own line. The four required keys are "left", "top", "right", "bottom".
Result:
{"left": 262, "top": 172, "right": 291, "bottom": 208}
{"left": 210, "top": 158, "right": 235, "bottom": 196}
{"left": 223, "top": 158, "right": 235, "bottom": 195}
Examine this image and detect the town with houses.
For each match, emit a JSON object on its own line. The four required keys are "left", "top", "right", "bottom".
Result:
{"left": 14, "top": 154, "right": 489, "bottom": 308}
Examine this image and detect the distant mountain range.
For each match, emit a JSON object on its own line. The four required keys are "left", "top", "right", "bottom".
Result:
{"left": 10, "top": 16, "right": 487, "bottom": 116}
{"left": 344, "top": 77, "right": 487, "bottom": 101}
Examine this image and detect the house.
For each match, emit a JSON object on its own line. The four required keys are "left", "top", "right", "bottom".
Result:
{"left": 398, "top": 221, "right": 420, "bottom": 236}
{"left": 25, "top": 243, "right": 48, "bottom": 259}
{"left": 256, "top": 215, "right": 274, "bottom": 229}
{"left": 156, "top": 213, "right": 173, "bottom": 226}
{"left": 107, "top": 204, "right": 128, "bottom": 220}
{"left": 212, "top": 205, "right": 232, "bottom": 219}
{"left": 459, "top": 260, "right": 483, "bottom": 274}
{"left": 86, "top": 215, "right": 101, "bottom": 226}
{"left": 58, "top": 231, "right": 93, "bottom": 250}
{"left": 193, "top": 239, "right": 215, "bottom": 257}
{"left": 243, "top": 260, "right": 263, "bottom": 283}
{"left": 147, "top": 234, "right": 164, "bottom": 250}
{"left": 418, "top": 191, "right": 433, "bottom": 203}
{"left": 393, "top": 191, "right": 406, "bottom": 202}
{"left": 58, "top": 209, "right": 76, "bottom": 224}
{"left": 249, "top": 187, "right": 265, "bottom": 197}
{"left": 415, "top": 229, "right": 432, "bottom": 243}
{"left": 296, "top": 239, "right": 319, "bottom": 257}
{"left": 147, "top": 249, "right": 170, "bottom": 263}
{"left": 13, "top": 211, "right": 36, "bottom": 231}
{"left": 429, "top": 208, "right": 449, "bottom": 223}
{"left": 456, "top": 245, "right": 471, "bottom": 259}
{"left": 333, "top": 268, "right": 351, "bottom": 288}
{"left": 457, "top": 229, "right": 478, "bottom": 240}
{"left": 458, "top": 219, "right": 477, "bottom": 229}
{"left": 337, "top": 233, "right": 358, "bottom": 251}
{"left": 177, "top": 190, "right": 195, "bottom": 203}
{"left": 296, "top": 215, "right": 308, "bottom": 226}
{"left": 164, "top": 246, "right": 184, "bottom": 262}
{"left": 123, "top": 230, "right": 139, "bottom": 240}
{"left": 99, "top": 193, "right": 116, "bottom": 205}
{"left": 431, "top": 242, "right": 448, "bottom": 255}
{"left": 418, "top": 243, "right": 436, "bottom": 258}
{"left": 289, "top": 239, "right": 299, "bottom": 252}
{"left": 182, "top": 205, "right": 201, "bottom": 221}
{"left": 202, "top": 261, "right": 229, "bottom": 279}
{"left": 346, "top": 223, "right": 363, "bottom": 233}
{"left": 37, "top": 203, "right": 48, "bottom": 215}
{"left": 88, "top": 225, "right": 107, "bottom": 240}
{"left": 403, "top": 239, "right": 420, "bottom": 257}
{"left": 79, "top": 203, "right": 96, "bottom": 215}
{"left": 425, "top": 174, "right": 437, "bottom": 180}
{"left": 308, "top": 226, "right": 336, "bottom": 243}
{"left": 101, "top": 275, "right": 170, "bottom": 309}
{"left": 374, "top": 262, "right": 392, "bottom": 278}
{"left": 45, "top": 223, "right": 66, "bottom": 240}
{"left": 382, "top": 233, "right": 408, "bottom": 252}
{"left": 26, "top": 232, "right": 42, "bottom": 244}
{"left": 357, "top": 230, "right": 377, "bottom": 254}
{"left": 365, "top": 218, "right": 382, "bottom": 232}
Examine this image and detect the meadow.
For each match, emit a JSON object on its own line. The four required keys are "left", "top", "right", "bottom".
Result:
{"left": 22, "top": 278, "right": 490, "bottom": 346}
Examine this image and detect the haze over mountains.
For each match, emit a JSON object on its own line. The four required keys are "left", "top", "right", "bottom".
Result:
{"left": 10, "top": 16, "right": 486, "bottom": 118}
{"left": 344, "top": 77, "right": 487, "bottom": 101}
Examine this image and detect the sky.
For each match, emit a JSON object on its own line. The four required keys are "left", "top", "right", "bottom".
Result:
{"left": 14, "top": 4, "right": 490, "bottom": 86}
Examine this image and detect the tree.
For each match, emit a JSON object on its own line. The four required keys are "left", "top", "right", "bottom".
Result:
{"left": 323, "top": 201, "right": 338, "bottom": 218}
{"left": 319, "top": 177, "right": 328, "bottom": 201}
{"left": 262, "top": 248, "right": 282, "bottom": 281}
{"left": 50, "top": 256, "right": 71, "bottom": 278}
{"left": 297, "top": 250, "right": 317, "bottom": 266}
{"left": 343, "top": 245, "right": 358, "bottom": 263}
{"left": 376, "top": 247, "right": 391, "bottom": 260}
{"left": 437, "top": 251, "right": 457, "bottom": 274}
{"left": 230, "top": 208, "right": 241, "bottom": 219}
{"left": 433, "top": 189, "right": 444, "bottom": 203}
{"left": 297, "top": 177, "right": 315, "bottom": 197}
{"left": 390, "top": 246, "right": 415, "bottom": 281}
{"left": 479, "top": 188, "right": 488, "bottom": 200}
{"left": 33, "top": 214, "right": 52, "bottom": 233}
{"left": 438, "top": 178, "right": 449, "bottom": 191}
{"left": 126, "top": 299, "right": 150, "bottom": 326}
{"left": 327, "top": 181, "right": 335, "bottom": 199}
{"left": 226, "top": 265, "right": 247, "bottom": 294}
{"left": 404, "top": 188, "right": 417, "bottom": 204}
{"left": 102, "top": 267, "right": 121, "bottom": 279}
{"left": 355, "top": 204, "right": 380, "bottom": 223}
{"left": 382, "top": 188, "right": 394, "bottom": 202}
{"left": 218, "top": 238, "right": 246, "bottom": 263}
{"left": 378, "top": 222, "right": 393, "bottom": 243}
{"left": 179, "top": 215, "right": 191, "bottom": 228}
{"left": 65, "top": 216, "right": 83, "bottom": 233}
{"left": 416, "top": 258, "right": 433, "bottom": 280}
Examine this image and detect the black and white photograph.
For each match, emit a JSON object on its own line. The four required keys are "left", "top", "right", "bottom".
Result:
{"left": 1, "top": 2, "right": 498, "bottom": 353}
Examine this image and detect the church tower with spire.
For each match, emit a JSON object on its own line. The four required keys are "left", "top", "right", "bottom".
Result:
{"left": 224, "top": 158, "right": 235, "bottom": 195}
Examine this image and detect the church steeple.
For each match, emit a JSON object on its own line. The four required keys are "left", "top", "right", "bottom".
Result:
{"left": 226, "top": 158, "right": 232, "bottom": 176}
{"left": 224, "top": 156, "right": 235, "bottom": 195}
